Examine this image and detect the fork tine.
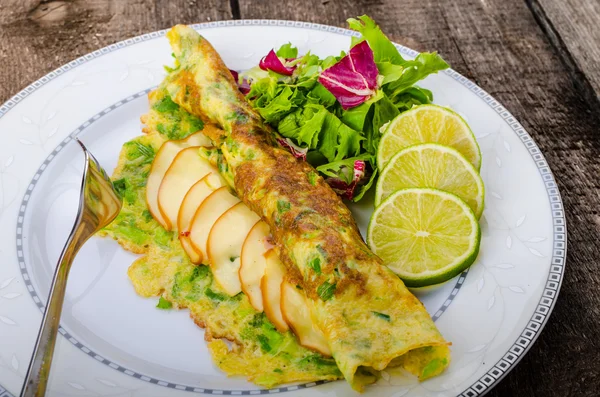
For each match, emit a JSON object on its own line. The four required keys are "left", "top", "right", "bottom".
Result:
{"left": 75, "top": 138, "right": 122, "bottom": 217}
{"left": 76, "top": 138, "right": 114, "bottom": 184}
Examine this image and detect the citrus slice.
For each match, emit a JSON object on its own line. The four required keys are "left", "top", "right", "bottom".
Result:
{"left": 377, "top": 104, "right": 481, "bottom": 171}
{"left": 375, "top": 143, "right": 485, "bottom": 218}
{"left": 367, "top": 188, "right": 480, "bottom": 287}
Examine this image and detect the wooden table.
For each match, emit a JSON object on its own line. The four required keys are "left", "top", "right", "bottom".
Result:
{"left": 1, "top": 1, "right": 598, "bottom": 396}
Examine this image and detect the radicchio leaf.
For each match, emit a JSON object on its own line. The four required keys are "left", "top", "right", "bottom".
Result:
{"left": 229, "top": 69, "right": 252, "bottom": 94}
{"left": 277, "top": 137, "right": 308, "bottom": 160}
{"left": 325, "top": 160, "right": 366, "bottom": 200}
{"left": 259, "top": 50, "right": 296, "bottom": 76}
{"left": 318, "top": 41, "right": 378, "bottom": 109}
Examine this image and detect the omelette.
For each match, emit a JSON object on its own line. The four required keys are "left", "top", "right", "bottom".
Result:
{"left": 103, "top": 25, "right": 451, "bottom": 392}
{"left": 101, "top": 88, "right": 343, "bottom": 387}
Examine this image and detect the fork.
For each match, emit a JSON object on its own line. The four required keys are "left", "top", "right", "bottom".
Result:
{"left": 20, "top": 139, "right": 122, "bottom": 397}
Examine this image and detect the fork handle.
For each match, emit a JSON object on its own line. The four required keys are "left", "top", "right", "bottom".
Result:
{"left": 21, "top": 222, "right": 89, "bottom": 397}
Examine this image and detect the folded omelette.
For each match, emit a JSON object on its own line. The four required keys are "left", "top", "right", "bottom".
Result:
{"left": 104, "top": 25, "right": 450, "bottom": 392}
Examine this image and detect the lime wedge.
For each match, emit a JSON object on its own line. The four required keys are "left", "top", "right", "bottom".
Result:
{"left": 367, "top": 188, "right": 480, "bottom": 287}
{"left": 377, "top": 105, "right": 481, "bottom": 171}
{"left": 375, "top": 143, "right": 484, "bottom": 218}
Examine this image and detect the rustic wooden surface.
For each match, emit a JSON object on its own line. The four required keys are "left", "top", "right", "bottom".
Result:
{"left": 1, "top": 0, "right": 599, "bottom": 396}
{"left": 531, "top": 0, "right": 600, "bottom": 103}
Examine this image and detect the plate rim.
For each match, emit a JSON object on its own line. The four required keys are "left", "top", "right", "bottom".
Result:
{"left": 0, "top": 19, "right": 567, "bottom": 397}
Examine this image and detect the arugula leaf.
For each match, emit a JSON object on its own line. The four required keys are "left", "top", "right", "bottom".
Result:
{"left": 347, "top": 15, "right": 404, "bottom": 64}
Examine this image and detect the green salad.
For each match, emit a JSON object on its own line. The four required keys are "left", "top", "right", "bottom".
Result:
{"left": 236, "top": 16, "right": 449, "bottom": 201}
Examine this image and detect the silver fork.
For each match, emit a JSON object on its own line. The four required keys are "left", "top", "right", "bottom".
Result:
{"left": 20, "top": 139, "right": 122, "bottom": 397}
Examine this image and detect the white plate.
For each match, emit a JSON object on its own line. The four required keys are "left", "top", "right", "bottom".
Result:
{"left": 0, "top": 20, "right": 566, "bottom": 397}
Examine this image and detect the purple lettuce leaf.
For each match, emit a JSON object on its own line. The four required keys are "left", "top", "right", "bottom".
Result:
{"left": 277, "top": 137, "right": 308, "bottom": 161}
{"left": 259, "top": 50, "right": 296, "bottom": 76}
{"left": 318, "top": 41, "right": 378, "bottom": 109}
{"left": 229, "top": 69, "right": 252, "bottom": 94}
{"left": 324, "top": 159, "right": 366, "bottom": 200}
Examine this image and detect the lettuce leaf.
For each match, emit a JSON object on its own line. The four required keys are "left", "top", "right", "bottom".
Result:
{"left": 276, "top": 43, "right": 298, "bottom": 59}
{"left": 347, "top": 15, "right": 404, "bottom": 64}
{"left": 278, "top": 106, "right": 325, "bottom": 148}
{"left": 341, "top": 91, "right": 399, "bottom": 155}
{"left": 278, "top": 105, "right": 363, "bottom": 162}
{"left": 352, "top": 168, "right": 378, "bottom": 202}
{"left": 393, "top": 86, "right": 433, "bottom": 112}
{"left": 378, "top": 53, "right": 449, "bottom": 100}
{"left": 256, "top": 86, "right": 295, "bottom": 123}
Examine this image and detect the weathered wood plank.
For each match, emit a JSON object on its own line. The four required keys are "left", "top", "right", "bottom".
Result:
{"left": 0, "top": 0, "right": 232, "bottom": 104}
{"left": 236, "top": 1, "right": 600, "bottom": 396}
{"left": 529, "top": 0, "right": 600, "bottom": 103}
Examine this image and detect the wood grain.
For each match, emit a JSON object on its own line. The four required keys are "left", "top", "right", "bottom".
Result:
{"left": 1, "top": 0, "right": 599, "bottom": 395}
{"left": 0, "top": 0, "right": 232, "bottom": 104}
{"left": 529, "top": 0, "right": 600, "bottom": 104}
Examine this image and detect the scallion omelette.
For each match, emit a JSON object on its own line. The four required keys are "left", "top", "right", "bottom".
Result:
{"left": 101, "top": 25, "right": 450, "bottom": 392}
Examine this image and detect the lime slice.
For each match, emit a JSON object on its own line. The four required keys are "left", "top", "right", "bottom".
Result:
{"left": 367, "top": 188, "right": 480, "bottom": 287}
{"left": 377, "top": 105, "right": 481, "bottom": 171}
{"left": 375, "top": 143, "right": 485, "bottom": 218}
